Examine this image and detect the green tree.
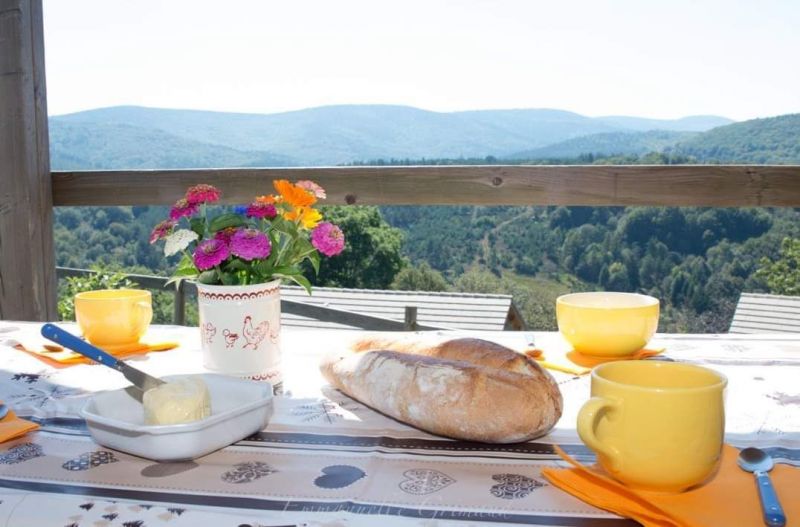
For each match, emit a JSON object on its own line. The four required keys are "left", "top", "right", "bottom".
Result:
{"left": 756, "top": 237, "right": 800, "bottom": 295}
{"left": 391, "top": 261, "right": 450, "bottom": 291}
{"left": 605, "top": 262, "right": 630, "bottom": 291}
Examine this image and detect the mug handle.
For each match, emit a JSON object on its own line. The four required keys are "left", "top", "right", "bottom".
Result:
{"left": 577, "top": 397, "right": 622, "bottom": 471}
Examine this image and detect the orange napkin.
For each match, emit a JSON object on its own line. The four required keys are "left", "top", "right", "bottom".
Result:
{"left": 524, "top": 347, "right": 665, "bottom": 375}
{"left": 12, "top": 340, "right": 178, "bottom": 368}
{"left": 0, "top": 404, "right": 39, "bottom": 443}
{"left": 542, "top": 444, "right": 800, "bottom": 527}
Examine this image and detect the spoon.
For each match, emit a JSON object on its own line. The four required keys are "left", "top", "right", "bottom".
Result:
{"left": 41, "top": 323, "right": 165, "bottom": 393}
{"left": 738, "top": 447, "right": 786, "bottom": 527}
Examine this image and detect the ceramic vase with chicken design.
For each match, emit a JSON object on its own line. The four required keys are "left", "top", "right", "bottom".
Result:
{"left": 196, "top": 280, "right": 282, "bottom": 389}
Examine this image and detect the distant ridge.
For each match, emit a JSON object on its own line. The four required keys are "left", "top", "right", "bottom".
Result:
{"left": 508, "top": 130, "right": 696, "bottom": 160}
{"left": 50, "top": 104, "right": 732, "bottom": 167}
{"left": 49, "top": 121, "right": 293, "bottom": 170}
{"left": 596, "top": 115, "right": 732, "bottom": 132}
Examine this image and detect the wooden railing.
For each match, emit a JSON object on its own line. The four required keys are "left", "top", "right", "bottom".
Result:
{"left": 52, "top": 165, "right": 800, "bottom": 207}
{"left": 56, "top": 267, "right": 435, "bottom": 331}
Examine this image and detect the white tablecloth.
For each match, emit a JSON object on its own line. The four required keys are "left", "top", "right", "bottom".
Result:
{"left": 0, "top": 322, "right": 798, "bottom": 527}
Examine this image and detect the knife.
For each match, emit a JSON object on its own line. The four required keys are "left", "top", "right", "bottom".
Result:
{"left": 41, "top": 323, "right": 165, "bottom": 392}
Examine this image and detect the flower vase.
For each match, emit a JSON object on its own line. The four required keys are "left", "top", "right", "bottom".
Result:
{"left": 196, "top": 279, "right": 282, "bottom": 390}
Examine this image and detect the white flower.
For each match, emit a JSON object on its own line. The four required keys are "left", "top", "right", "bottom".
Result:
{"left": 164, "top": 229, "right": 199, "bottom": 257}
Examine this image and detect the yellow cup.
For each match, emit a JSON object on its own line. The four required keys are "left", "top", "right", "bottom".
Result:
{"left": 74, "top": 289, "right": 153, "bottom": 348}
{"left": 577, "top": 360, "right": 727, "bottom": 492}
{"left": 557, "top": 292, "right": 659, "bottom": 357}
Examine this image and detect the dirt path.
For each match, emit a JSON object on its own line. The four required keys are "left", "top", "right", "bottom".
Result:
{"left": 475, "top": 207, "right": 537, "bottom": 266}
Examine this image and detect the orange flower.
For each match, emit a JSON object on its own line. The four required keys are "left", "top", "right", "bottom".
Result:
{"left": 284, "top": 206, "right": 323, "bottom": 229}
{"left": 255, "top": 194, "right": 278, "bottom": 205}
{"left": 274, "top": 179, "right": 316, "bottom": 208}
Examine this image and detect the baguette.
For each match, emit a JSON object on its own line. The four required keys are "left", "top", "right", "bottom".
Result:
{"left": 320, "top": 337, "right": 562, "bottom": 443}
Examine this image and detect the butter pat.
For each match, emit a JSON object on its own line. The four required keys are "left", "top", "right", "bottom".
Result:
{"left": 143, "top": 377, "right": 211, "bottom": 425}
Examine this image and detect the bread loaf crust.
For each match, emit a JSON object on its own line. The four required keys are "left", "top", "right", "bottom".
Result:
{"left": 320, "top": 336, "right": 563, "bottom": 443}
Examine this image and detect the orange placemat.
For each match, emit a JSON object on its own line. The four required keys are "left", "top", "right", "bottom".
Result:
{"left": 524, "top": 347, "right": 665, "bottom": 375}
{"left": 543, "top": 444, "right": 800, "bottom": 527}
{"left": 12, "top": 340, "right": 178, "bottom": 368}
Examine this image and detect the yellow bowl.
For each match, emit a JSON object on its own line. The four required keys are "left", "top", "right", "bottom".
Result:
{"left": 74, "top": 289, "right": 153, "bottom": 347}
{"left": 556, "top": 292, "right": 659, "bottom": 357}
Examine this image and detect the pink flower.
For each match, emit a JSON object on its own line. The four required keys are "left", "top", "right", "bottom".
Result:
{"left": 245, "top": 202, "right": 277, "bottom": 219}
{"left": 185, "top": 184, "right": 221, "bottom": 205}
{"left": 214, "top": 227, "right": 237, "bottom": 245}
{"left": 311, "top": 222, "right": 345, "bottom": 257}
{"left": 296, "top": 180, "right": 326, "bottom": 199}
{"left": 149, "top": 219, "right": 177, "bottom": 244}
{"left": 193, "top": 239, "right": 230, "bottom": 270}
{"left": 170, "top": 198, "right": 199, "bottom": 220}
{"left": 230, "top": 228, "right": 271, "bottom": 261}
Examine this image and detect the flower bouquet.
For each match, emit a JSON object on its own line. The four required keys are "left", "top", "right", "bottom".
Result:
{"left": 150, "top": 181, "right": 344, "bottom": 293}
{"left": 150, "top": 180, "right": 344, "bottom": 384}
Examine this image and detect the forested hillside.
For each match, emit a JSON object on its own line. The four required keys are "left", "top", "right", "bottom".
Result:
{"left": 381, "top": 201, "right": 798, "bottom": 331}
{"left": 672, "top": 114, "right": 800, "bottom": 163}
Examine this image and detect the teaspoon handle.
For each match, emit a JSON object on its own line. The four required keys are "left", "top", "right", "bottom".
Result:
{"left": 754, "top": 471, "right": 786, "bottom": 527}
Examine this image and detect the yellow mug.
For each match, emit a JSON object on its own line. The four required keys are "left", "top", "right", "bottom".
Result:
{"left": 74, "top": 289, "right": 153, "bottom": 348}
{"left": 557, "top": 292, "right": 660, "bottom": 357}
{"left": 577, "top": 360, "right": 727, "bottom": 492}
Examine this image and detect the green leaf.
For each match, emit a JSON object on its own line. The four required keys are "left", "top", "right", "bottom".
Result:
{"left": 176, "top": 253, "right": 195, "bottom": 271}
{"left": 190, "top": 217, "right": 205, "bottom": 237}
{"left": 197, "top": 270, "right": 218, "bottom": 284}
{"left": 171, "top": 266, "right": 199, "bottom": 278}
{"left": 271, "top": 216, "right": 298, "bottom": 237}
{"left": 252, "top": 259, "right": 273, "bottom": 276}
{"left": 209, "top": 213, "right": 245, "bottom": 233}
{"left": 165, "top": 275, "right": 194, "bottom": 288}
{"left": 294, "top": 237, "right": 314, "bottom": 255}
{"left": 274, "top": 272, "right": 312, "bottom": 294}
{"left": 219, "top": 271, "right": 236, "bottom": 285}
{"left": 308, "top": 251, "right": 321, "bottom": 275}
{"left": 224, "top": 259, "right": 248, "bottom": 272}
{"left": 271, "top": 265, "right": 300, "bottom": 275}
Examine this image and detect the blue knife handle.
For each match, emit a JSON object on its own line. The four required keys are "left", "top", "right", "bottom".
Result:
{"left": 41, "top": 323, "right": 120, "bottom": 370}
{"left": 755, "top": 471, "right": 786, "bottom": 527}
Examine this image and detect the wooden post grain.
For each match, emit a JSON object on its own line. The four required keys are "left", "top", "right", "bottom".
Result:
{"left": 0, "top": 0, "right": 56, "bottom": 321}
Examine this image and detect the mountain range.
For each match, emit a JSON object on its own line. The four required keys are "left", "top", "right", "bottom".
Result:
{"left": 49, "top": 105, "right": 741, "bottom": 168}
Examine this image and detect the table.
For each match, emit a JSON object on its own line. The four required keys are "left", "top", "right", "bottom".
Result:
{"left": 0, "top": 322, "right": 798, "bottom": 527}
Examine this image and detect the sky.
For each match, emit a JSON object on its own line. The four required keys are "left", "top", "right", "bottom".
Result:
{"left": 43, "top": 0, "right": 800, "bottom": 121}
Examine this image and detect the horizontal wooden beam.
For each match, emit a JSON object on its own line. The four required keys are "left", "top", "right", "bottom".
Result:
{"left": 52, "top": 165, "right": 800, "bottom": 207}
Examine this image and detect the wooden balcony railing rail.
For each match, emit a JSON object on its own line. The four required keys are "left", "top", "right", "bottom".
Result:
{"left": 56, "top": 267, "right": 435, "bottom": 331}
{"left": 2, "top": 0, "right": 800, "bottom": 321}
{"left": 52, "top": 165, "right": 800, "bottom": 207}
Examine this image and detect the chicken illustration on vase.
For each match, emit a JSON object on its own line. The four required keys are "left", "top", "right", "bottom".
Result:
{"left": 202, "top": 322, "right": 217, "bottom": 344}
{"left": 222, "top": 329, "right": 239, "bottom": 348}
{"left": 242, "top": 315, "right": 269, "bottom": 350}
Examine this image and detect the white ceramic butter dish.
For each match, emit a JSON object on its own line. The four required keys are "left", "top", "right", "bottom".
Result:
{"left": 81, "top": 373, "right": 273, "bottom": 461}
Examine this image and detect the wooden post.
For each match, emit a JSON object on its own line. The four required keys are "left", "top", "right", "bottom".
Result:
{"left": 404, "top": 306, "right": 418, "bottom": 331}
{"left": 0, "top": 0, "right": 56, "bottom": 321}
{"left": 173, "top": 282, "right": 186, "bottom": 326}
